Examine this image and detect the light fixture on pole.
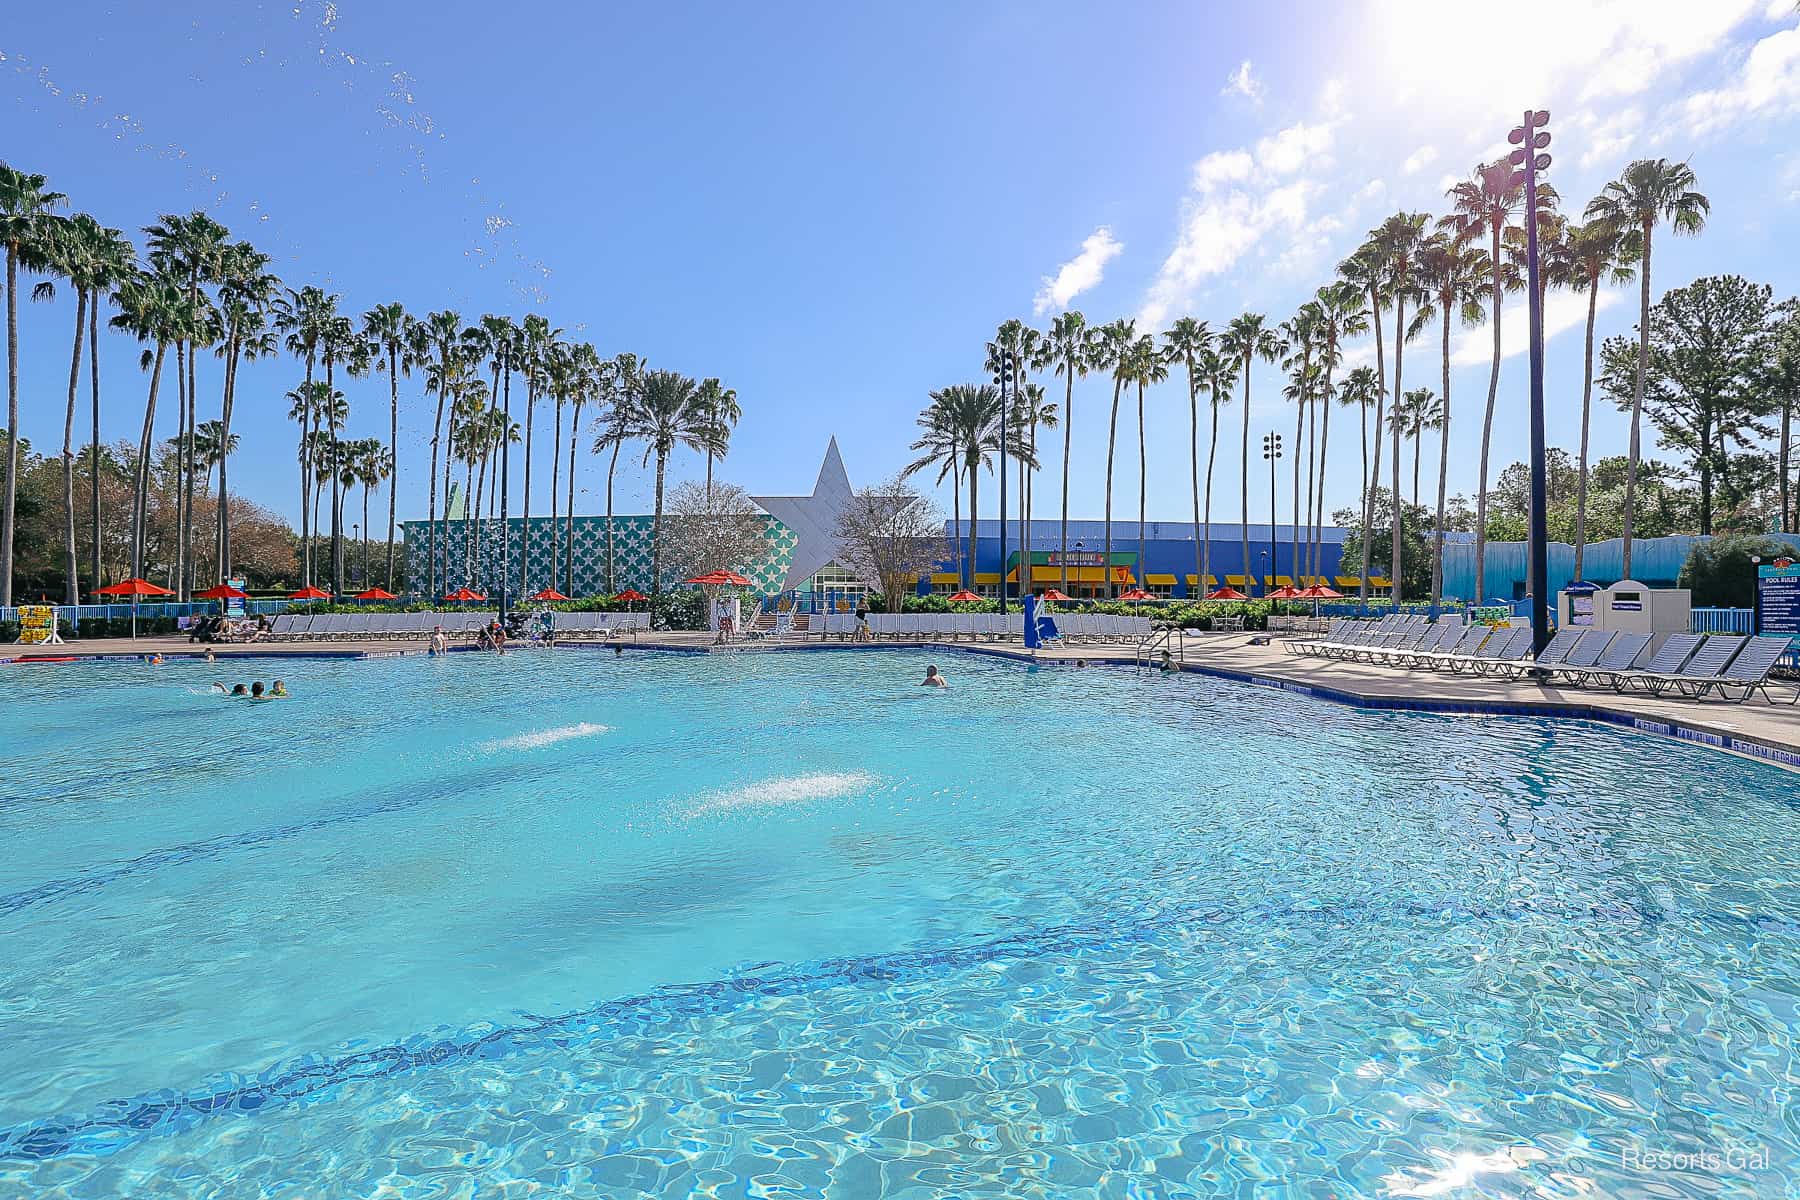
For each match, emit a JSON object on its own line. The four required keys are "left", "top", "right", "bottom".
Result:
{"left": 992, "top": 350, "right": 1014, "bottom": 615}
{"left": 1262, "top": 431, "right": 1283, "bottom": 597}
{"left": 1508, "top": 108, "right": 1552, "bottom": 659}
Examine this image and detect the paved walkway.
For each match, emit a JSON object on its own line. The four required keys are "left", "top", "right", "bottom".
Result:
{"left": 9, "top": 628, "right": 1798, "bottom": 768}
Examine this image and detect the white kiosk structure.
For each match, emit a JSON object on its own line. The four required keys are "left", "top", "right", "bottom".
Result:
{"left": 1559, "top": 579, "right": 1691, "bottom": 653}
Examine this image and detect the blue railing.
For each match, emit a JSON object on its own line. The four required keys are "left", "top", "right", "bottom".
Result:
{"left": 2, "top": 599, "right": 295, "bottom": 625}
{"left": 1691, "top": 608, "right": 1754, "bottom": 634}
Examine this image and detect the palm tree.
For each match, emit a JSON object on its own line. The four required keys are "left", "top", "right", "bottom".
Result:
{"left": 516, "top": 313, "right": 560, "bottom": 597}
{"left": 355, "top": 438, "right": 392, "bottom": 588}
{"left": 1220, "top": 313, "right": 1284, "bottom": 595}
{"left": 1374, "top": 212, "right": 1429, "bottom": 604}
{"left": 410, "top": 309, "right": 463, "bottom": 598}
{"left": 83, "top": 222, "right": 134, "bottom": 591}
{"left": 1092, "top": 319, "right": 1135, "bottom": 597}
{"left": 628, "top": 369, "right": 720, "bottom": 594}
{"left": 1037, "top": 311, "right": 1091, "bottom": 596}
{"left": 1307, "top": 282, "right": 1367, "bottom": 586}
{"left": 1338, "top": 242, "right": 1389, "bottom": 602}
{"left": 362, "top": 301, "right": 414, "bottom": 591}
{"left": 1196, "top": 345, "right": 1238, "bottom": 592}
{"left": 986, "top": 320, "right": 1041, "bottom": 590}
{"left": 566, "top": 344, "right": 604, "bottom": 594}
{"left": 319, "top": 314, "right": 363, "bottom": 593}
{"left": 209, "top": 242, "right": 277, "bottom": 583}
{"left": 1162, "top": 316, "right": 1213, "bottom": 595}
{"left": 543, "top": 339, "right": 575, "bottom": 590}
{"left": 1769, "top": 302, "right": 1800, "bottom": 535}
{"left": 1010, "top": 382, "right": 1057, "bottom": 594}
{"left": 451, "top": 383, "right": 491, "bottom": 581}
{"left": 1411, "top": 233, "right": 1489, "bottom": 606}
{"left": 43, "top": 214, "right": 116, "bottom": 602}
{"left": 695, "top": 376, "right": 741, "bottom": 499}
{"left": 273, "top": 285, "right": 338, "bottom": 587}
{"left": 109, "top": 269, "right": 184, "bottom": 582}
{"left": 0, "top": 163, "right": 67, "bottom": 605}
{"left": 1115, "top": 334, "right": 1166, "bottom": 587}
{"left": 594, "top": 352, "right": 641, "bottom": 594}
{"left": 1547, "top": 220, "right": 1635, "bottom": 580}
{"left": 905, "top": 395, "right": 965, "bottom": 585}
{"left": 1585, "top": 158, "right": 1709, "bottom": 577}
{"left": 1338, "top": 365, "right": 1381, "bottom": 585}
{"left": 933, "top": 383, "right": 1002, "bottom": 586}
{"left": 1280, "top": 306, "right": 1319, "bottom": 586}
{"left": 1442, "top": 165, "right": 1558, "bottom": 599}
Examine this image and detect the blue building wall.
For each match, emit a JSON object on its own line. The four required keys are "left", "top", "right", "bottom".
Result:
{"left": 939, "top": 519, "right": 1351, "bottom": 597}
{"left": 1440, "top": 535, "right": 1706, "bottom": 602}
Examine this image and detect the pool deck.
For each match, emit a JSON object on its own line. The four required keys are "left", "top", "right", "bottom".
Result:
{"left": 8, "top": 629, "right": 1800, "bottom": 768}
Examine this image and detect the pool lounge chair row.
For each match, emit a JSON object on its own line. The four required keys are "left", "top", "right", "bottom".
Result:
{"left": 1297, "top": 617, "right": 1796, "bottom": 704}
{"left": 814, "top": 612, "right": 1154, "bottom": 642}
{"left": 548, "top": 611, "right": 649, "bottom": 641}
{"left": 266, "top": 611, "right": 497, "bottom": 641}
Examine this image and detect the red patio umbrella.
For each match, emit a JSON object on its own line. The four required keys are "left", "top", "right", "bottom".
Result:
{"left": 289, "top": 585, "right": 332, "bottom": 601}
{"left": 94, "top": 577, "right": 175, "bottom": 597}
{"left": 1206, "top": 586, "right": 1249, "bottom": 601}
{"left": 1295, "top": 584, "right": 1343, "bottom": 599}
{"left": 530, "top": 587, "right": 570, "bottom": 602}
{"left": 613, "top": 588, "right": 648, "bottom": 602}
{"left": 443, "top": 587, "right": 487, "bottom": 602}
{"left": 1118, "top": 588, "right": 1153, "bottom": 602}
{"left": 947, "top": 589, "right": 982, "bottom": 602}
{"left": 1038, "top": 588, "right": 1074, "bottom": 602}
{"left": 196, "top": 584, "right": 248, "bottom": 600}
{"left": 354, "top": 587, "right": 399, "bottom": 601}
{"left": 686, "top": 570, "right": 752, "bottom": 587}
{"left": 93, "top": 577, "right": 175, "bottom": 639}
{"left": 1266, "top": 585, "right": 1304, "bottom": 600}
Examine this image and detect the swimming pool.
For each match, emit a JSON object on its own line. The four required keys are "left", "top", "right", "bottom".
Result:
{"left": 2, "top": 647, "right": 1796, "bottom": 1195}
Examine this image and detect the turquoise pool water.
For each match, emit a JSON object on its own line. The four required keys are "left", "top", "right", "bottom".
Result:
{"left": 2, "top": 646, "right": 1797, "bottom": 1196}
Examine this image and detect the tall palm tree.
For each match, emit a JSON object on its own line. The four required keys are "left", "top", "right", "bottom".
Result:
{"left": 904, "top": 395, "right": 965, "bottom": 585}
{"left": 1338, "top": 242, "right": 1389, "bottom": 602}
{"left": 1197, "top": 345, "right": 1238, "bottom": 592}
{"left": 450, "top": 382, "right": 491, "bottom": 581}
{"left": 410, "top": 309, "right": 463, "bottom": 598}
{"left": 320, "top": 313, "right": 363, "bottom": 593}
{"left": 933, "top": 383, "right": 1002, "bottom": 587}
{"left": 1338, "top": 365, "right": 1381, "bottom": 586}
{"left": 1220, "top": 313, "right": 1284, "bottom": 595}
{"left": 1307, "top": 282, "right": 1367, "bottom": 586}
{"left": 109, "top": 269, "right": 186, "bottom": 582}
{"left": 1769, "top": 302, "right": 1799, "bottom": 536}
{"left": 1441, "top": 165, "right": 1557, "bottom": 599}
{"left": 1010, "top": 382, "right": 1056, "bottom": 594}
{"left": 362, "top": 301, "right": 414, "bottom": 591}
{"left": 1374, "top": 212, "right": 1429, "bottom": 604}
{"left": 1037, "top": 310, "right": 1091, "bottom": 596}
{"left": 1115, "top": 334, "right": 1167, "bottom": 588}
{"left": 354, "top": 438, "right": 392, "bottom": 588}
{"left": 1092, "top": 319, "right": 1135, "bottom": 597}
{"left": 566, "top": 344, "right": 604, "bottom": 594}
{"left": 0, "top": 163, "right": 67, "bottom": 605}
{"left": 543, "top": 339, "right": 576, "bottom": 590}
{"left": 44, "top": 214, "right": 117, "bottom": 601}
{"left": 273, "top": 285, "right": 338, "bottom": 587}
{"left": 83, "top": 222, "right": 135, "bottom": 590}
{"left": 210, "top": 242, "right": 277, "bottom": 583}
{"left": 986, "top": 320, "right": 1041, "bottom": 587}
{"left": 695, "top": 376, "right": 741, "bottom": 499}
{"left": 594, "top": 352, "right": 641, "bottom": 594}
{"left": 1280, "top": 306, "right": 1320, "bottom": 585}
{"left": 1586, "top": 158, "right": 1709, "bottom": 577}
{"left": 1162, "top": 316, "right": 1213, "bottom": 595}
{"left": 516, "top": 313, "right": 560, "bottom": 597}
{"left": 627, "top": 368, "right": 720, "bottom": 594}
{"left": 1411, "top": 232, "right": 1489, "bottom": 605}
{"left": 1547, "top": 220, "right": 1635, "bottom": 581}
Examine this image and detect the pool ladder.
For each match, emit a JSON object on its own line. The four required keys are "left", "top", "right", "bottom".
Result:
{"left": 1134, "top": 625, "right": 1184, "bottom": 673}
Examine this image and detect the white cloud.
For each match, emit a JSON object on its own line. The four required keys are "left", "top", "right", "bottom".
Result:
{"left": 1138, "top": 95, "right": 1350, "bottom": 326}
{"left": 1221, "top": 60, "right": 1264, "bottom": 103}
{"left": 1032, "top": 226, "right": 1124, "bottom": 315}
{"left": 1678, "top": 25, "right": 1800, "bottom": 135}
{"left": 1447, "top": 288, "right": 1623, "bottom": 368}
{"left": 1401, "top": 146, "right": 1439, "bottom": 175}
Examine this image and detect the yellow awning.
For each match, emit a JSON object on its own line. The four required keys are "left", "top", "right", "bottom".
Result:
{"left": 1334, "top": 575, "right": 1363, "bottom": 589}
{"left": 1010, "top": 565, "right": 1133, "bottom": 584}
{"left": 930, "top": 573, "right": 961, "bottom": 585}
{"left": 1269, "top": 575, "right": 1294, "bottom": 587}
{"left": 974, "top": 572, "right": 1000, "bottom": 584}
{"left": 1185, "top": 574, "right": 1219, "bottom": 587}
{"left": 1146, "top": 573, "right": 1177, "bottom": 585}
{"left": 1225, "top": 574, "right": 1250, "bottom": 586}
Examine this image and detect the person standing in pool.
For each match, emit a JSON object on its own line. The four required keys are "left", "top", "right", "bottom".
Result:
{"left": 921, "top": 664, "right": 947, "bottom": 688}
{"left": 250, "top": 681, "right": 266, "bottom": 698}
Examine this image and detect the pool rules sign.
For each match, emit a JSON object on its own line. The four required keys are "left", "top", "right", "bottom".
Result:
{"left": 1760, "top": 562, "right": 1800, "bottom": 636}
{"left": 16, "top": 605, "right": 61, "bottom": 645}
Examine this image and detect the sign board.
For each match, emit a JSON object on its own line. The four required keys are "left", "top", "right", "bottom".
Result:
{"left": 1046, "top": 551, "right": 1106, "bottom": 566}
{"left": 16, "top": 605, "right": 59, "bottom": 645}
{"left": 1760, "top": 563, "right": 1800, "bottom": 635}
{"left": 227, "top": 576, "right": 247, "bottom": 617}
{"left": 1568, "top": 592, "right": 1594, "bottom": 627}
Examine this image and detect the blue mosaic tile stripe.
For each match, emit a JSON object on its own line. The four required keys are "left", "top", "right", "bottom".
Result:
{"left": 7, "top": 890, "right": 1796, "bottom": 1164}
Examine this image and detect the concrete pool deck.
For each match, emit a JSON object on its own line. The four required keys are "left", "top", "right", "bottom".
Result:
{"left": 8, "top": 629, "right": 1800, "bottom": 768}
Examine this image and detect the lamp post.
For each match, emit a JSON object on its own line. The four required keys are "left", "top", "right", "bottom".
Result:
{"left": 1262, "top": 431, "right": 1283, "bottom": 597}
{"left": 1509, "top": 108, "right": 1553, "bottom": 657}
{"left": 992, "top": 351, "right": 1014, "bottom": 615}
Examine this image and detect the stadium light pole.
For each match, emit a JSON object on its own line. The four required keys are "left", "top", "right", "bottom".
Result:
{"left": 1509, "top": 109, "right": 1552, "bottom": 657}
{"left": 1262, "top": 431, "right": 1283, "bottom": 596}
{"left": 993, "top": 351, "right": 1014, "bottom": 615}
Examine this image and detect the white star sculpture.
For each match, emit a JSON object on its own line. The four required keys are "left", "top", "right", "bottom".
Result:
{"left": 753, "top": 438, "right": 863, "bottom": 591}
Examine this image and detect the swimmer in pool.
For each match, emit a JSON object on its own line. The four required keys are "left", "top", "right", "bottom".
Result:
{"left": 250, "top": 681, "right": 266, "bottom": 699}
{"left": 212, "top": 682, "right": 250, "bottom": 696}
{"left": 270, "top": 680, "right": 288, "bottom": 697}
{"left": 921, "top": 664, "right": 947, "bottom": 688}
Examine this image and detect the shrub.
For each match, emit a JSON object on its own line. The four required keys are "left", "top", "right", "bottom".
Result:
{"left": 1679, "top": 534, "right": 1800, "bottom": 608}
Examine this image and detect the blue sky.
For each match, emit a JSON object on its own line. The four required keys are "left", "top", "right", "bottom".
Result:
{"left": 5, "top": 1, "right": 1799, "bottom": 532}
